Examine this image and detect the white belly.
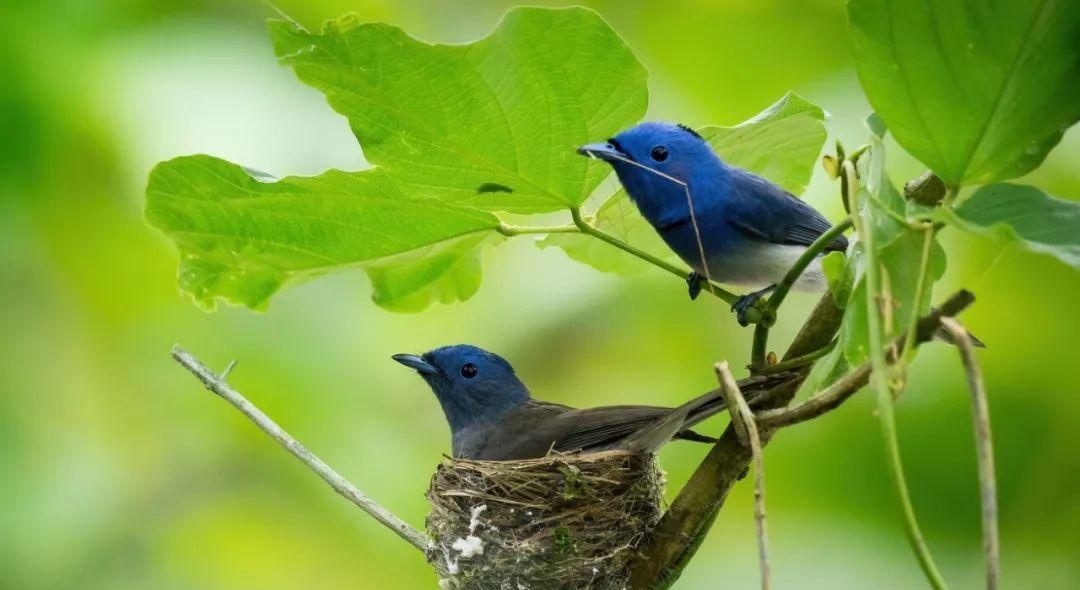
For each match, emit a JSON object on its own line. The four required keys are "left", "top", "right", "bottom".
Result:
{"left": 701, "top": 243, "right": 827, "bottom": 292}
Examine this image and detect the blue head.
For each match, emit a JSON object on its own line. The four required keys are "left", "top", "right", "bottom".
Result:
{"left": 393, "top": 345, "right": 530, "bottom": 432}
{"left": 578, "top": 122, "right": 729, "bottom": 225}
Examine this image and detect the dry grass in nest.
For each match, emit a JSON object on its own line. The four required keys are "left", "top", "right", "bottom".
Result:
{"left": 425, "top": 450, "right": 665, "bottom": 589}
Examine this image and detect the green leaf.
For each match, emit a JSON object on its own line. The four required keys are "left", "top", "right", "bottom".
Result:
{"left": 543, "top": 93, "right": 828, "bottom": 275}
{"left": 269, "top": 7, "right": 647, "bottom": 213}
{"left": 145, "top": 156, "right": 500, "bottom": 311}
{"left": 821, "top": 250, "right": 852, "bottom": 308}
{"left": 949, "top": 183, "right": 1080, "bottom": 269}
{"left": 797, "top": 343, "right": 850, "bottom": 397}
{"left": 841, "top": 141, "right": 946, "bottom": 366}
{"left": 849, "top": 0, "right": 1080, "bottom": 185}
{"left": 365, "top": 232, "right": 504, "bottom": 312}
{"left": 842, "top": 231, "right": 946, "bottom": 366}
{"left": 700, "top": 92, "right": 828, "bottom": 195}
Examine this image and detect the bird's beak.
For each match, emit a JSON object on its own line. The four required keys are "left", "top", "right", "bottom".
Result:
{"left": 576, "top": 141, "right": 626, "bottom": 162}
{"left": 392, "top": 353, "right": 440, "bottom": 376}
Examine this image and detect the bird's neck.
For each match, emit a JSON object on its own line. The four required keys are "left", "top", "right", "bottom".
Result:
{"left": 438, "top": 387, "right": 529, "bottom": 433}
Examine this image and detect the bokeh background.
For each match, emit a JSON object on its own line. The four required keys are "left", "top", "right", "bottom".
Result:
{"left": 3, "top": 1, "right": 1078, "bottom": 588}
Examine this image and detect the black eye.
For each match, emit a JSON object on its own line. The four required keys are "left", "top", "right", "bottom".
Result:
{"left": 460, "top": 363, "right": 478, "bottom": 378}
{"left": 650, "top": 145, "right": 669, "bottom": 162}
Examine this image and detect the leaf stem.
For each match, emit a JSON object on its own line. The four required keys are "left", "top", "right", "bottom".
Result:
{"left": 497, "top": 222, "right": 579, "bottom": 236}
{"left": 568, "top": 207, "right": 741, "bottom": 305}
{"left": 901, "top": 224, "right": 936, "bottom": 364}
{"left": 848, "top": 160, "right": 950, "bottom": 590}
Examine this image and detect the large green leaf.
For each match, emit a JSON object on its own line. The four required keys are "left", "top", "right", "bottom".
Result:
{"left": 848, "top": 0, "right": 1080, "bottom": 185}
{"left": 949, "top": 183, "right": 1080, "bottom": 270}
{"left": 145, "top": 156, "right": 500, "bottom": 311}
{"left": 699, "top": 92, "right": 828, "bottom": 195}
{"left": 542, "top": 93, "right": 827, "bottom": 275}
{"left": 269, "top": 7, "right": 647, "bottom": 213}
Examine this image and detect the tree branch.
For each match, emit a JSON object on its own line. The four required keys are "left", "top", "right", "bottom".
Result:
{"left": 628, "top": 293, "right": 840, "bottom": 589}
{"left": 939, "top": 318, "right": 999, "bottom": 590}
{"left": 716, "top": 362, "right": 770, "bottom": 590}
{"left": 755, "top": 288, "right": 974, "bottom": 430}
{"left": 170, "top": 345, "right": 430, "bottom": 552}
{"left": 629, "top": 288, "right": 974, "bottom": 589}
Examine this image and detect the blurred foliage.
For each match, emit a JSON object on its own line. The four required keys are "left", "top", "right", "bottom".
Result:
{"left": 1, "top": 1, "right": 1078, "bottom": 589}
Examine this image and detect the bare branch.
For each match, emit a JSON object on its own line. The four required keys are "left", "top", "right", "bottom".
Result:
{"left": 939, "top": 318, "right": 1000, "bottom": 590}
{"left": 170, "top": 345, "right": 430, "bottom": 552}
{"left": 716, "top": 362, "right": 770, "bottom": 590}
{"left": 756, "top": 364, "right": 872, "bottom": 429}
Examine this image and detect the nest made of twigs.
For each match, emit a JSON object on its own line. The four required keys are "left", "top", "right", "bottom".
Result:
{"left": 426, "top": 451, "right": 665, "bottom": 590}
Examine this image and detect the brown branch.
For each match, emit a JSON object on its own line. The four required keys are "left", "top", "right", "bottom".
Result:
{"left": 939, "top": 317, "right": 999, "bottom": 590}
{"left": 629, "top": 289, "right": 975, "bottom": 589}
{"left": 755, "top": 363, "right": 871, "bottom": 429}
{"left": 757, "top": 289, "right": 976, "bottom": 430}
{"left": 716, "top": 362, "right": 770, "bottom": 590}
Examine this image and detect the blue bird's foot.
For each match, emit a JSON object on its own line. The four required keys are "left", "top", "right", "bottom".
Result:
{"left": 686, "top": 272, "right": 704, "bottom": 300}
{"left": 731, "top": 285, "right": 777, "bottom": 327}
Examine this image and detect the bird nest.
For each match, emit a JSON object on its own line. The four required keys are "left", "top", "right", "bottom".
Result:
{"left": 426, "top": 451, "right": 665, "bottom": 590}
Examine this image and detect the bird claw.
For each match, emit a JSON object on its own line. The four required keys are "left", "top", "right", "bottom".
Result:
{"left": 686, "top": 272, "right": 703, "bottom": 300}
{"left": 731, "top": 285, "right": 777, "bottom": 327}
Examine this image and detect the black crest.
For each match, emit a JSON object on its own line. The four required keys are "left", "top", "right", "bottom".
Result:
{"left": 676, "top": 123, "right": 702, "bottom": 139}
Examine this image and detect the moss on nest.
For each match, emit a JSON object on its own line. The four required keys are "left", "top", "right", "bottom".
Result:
{"left": 426, "top": 451, "right": 665, "bottom": 590}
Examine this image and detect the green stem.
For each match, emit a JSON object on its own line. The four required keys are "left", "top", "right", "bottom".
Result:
{"left": 901, "top": 225, "right": 936, "bottom": 364}
{"left": 497, "top": 223, "right": 578, "bottom": 236}
{"left": 569, "top": 207, "right": 741, "bottom": 305}
{"left": 758, "top": 339, "right": 837, "bottom": 374}
{"left": 750, "top": 327, "right": 770, "bottom": 371}
{"left": 847, "top": 161, "right": 950, "bottom": 590}
{"left": 750, "top": 203, "right": 853, "bottom": 370}
{"left": 770, "top": 218, "right": 854, "bottom": 311}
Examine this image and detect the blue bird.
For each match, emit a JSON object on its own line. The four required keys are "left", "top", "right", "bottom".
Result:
{"left": 577, "top": 122, "right": 848, "bottom": 325}
{"left": 393, "top": 344, "right": 792, "bottom": 460}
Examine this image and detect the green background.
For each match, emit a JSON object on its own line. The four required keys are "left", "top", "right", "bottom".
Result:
{"left": 2, "top": 1, "right": 1078, "bottom": 588}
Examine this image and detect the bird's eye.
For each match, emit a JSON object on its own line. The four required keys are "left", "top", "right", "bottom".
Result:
{"left": 460, "top": 363, "right": 478, "bottom": 378}
{"left": 650, "top": 146, "right": 669, "bottom": 162}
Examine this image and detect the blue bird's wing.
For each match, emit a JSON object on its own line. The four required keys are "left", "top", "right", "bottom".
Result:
{"left": 724, "top": 169, "right": 847, "bottom": 252}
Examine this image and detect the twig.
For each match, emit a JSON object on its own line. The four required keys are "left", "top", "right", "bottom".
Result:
{"left": 756, "top": 289, "right": 975, "bottom": 431}
{"left": 847, "top": 159, "right": 949, "bottom": 590}
{"left": 756, "top": 364, "right": 872, "bottom": 429}
{"left": 716, "top": 362, "right": 770, "bottom": 590}
{"left": 219, "top": 359, "right": 238, "bottom": 380}
{"left": 170, "top": 345, "right": 430, "bottom": 552}
{"left": 939, "top": 318, "right": 999, "bottom": 590}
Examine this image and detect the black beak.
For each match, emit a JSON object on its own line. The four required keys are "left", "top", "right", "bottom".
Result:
{"left": 392, "top": 353, "right": 440, "bottom": 376}
{"left": 576, "top": 141, "right": 626, "bottom": 162}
